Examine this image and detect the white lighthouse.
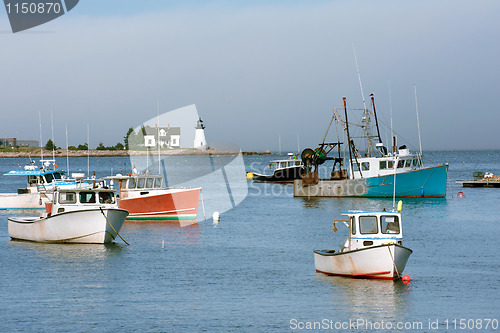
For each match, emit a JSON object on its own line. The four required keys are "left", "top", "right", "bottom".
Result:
{"left": 194, "top": 118, "right": 207, "bottom": 150}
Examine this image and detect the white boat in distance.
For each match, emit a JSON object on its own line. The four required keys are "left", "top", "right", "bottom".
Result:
{"left": 0, "top": 159, "right": 82, "bottom": 209}
{"left": 314, "top": 208, "right": 412, "bottom": 280}
{"left": 8, "top": 186, "right": 128, "bottom": 244}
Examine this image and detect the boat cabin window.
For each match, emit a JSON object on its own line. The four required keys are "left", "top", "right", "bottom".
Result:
{"left": 154, "top": 177, "right": 162, "bottom": 188}
{"left": 98, "top": 191, "right": 114, "bottom": 204}
{"left": 379, "top": 161, "right": 387, "bottom": 170}
{"left": 397, "top": 160, "right": 405, "bottom": 168}
{"left": 359, "top": 216, "right": 378, "bottom": 234}
{"left": 44, "top": 173, "right": 55, "bottom": 183}
{"left": 381, "top": 215, "right": 400, "bottom": 234}
{"left": 295, "top": 161, "right": 301, "bottom": 166}
{"left": 350, "top": 216, "right": 356, "bottom": 235}
{"left": 361, "top": 162, "right": 370, "bottom": 171}
{"left": 146, "top": 178, "right": 154, "bottom": 189}
{"left": 80, "top": 191, "right": 96, "bottom": 204}
{"left": 387, "top": 160, "right": 394, "bottom": 169}
{"left": 128, "top": 178, "right": 137, "bottom": 189}
{"left": 59, "top": 192, "right": 76, "bottom": 204}
{"left": 53, "top": 172, "right": 62, "bottom": 180}
{"left": 137, "top": 178, "right": 145, "bottom": 189}
{"left": 413, "top": 159, "right": 420, "bottom": 167}
{"left": 28, "top": 175, "right": 38, "bottom": 186}
{"left": 352, "top": 163, "right": 360, "bottom": 171}
{"left": 405, "top": 159, "right": 412, "bottom": 168}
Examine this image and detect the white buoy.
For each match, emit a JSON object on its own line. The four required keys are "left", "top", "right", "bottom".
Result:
{"left": 162, "top": 240, "right": 165, "bottom": 248}
{"left": 212, "top": 212, "right": 220, "bottom": 225}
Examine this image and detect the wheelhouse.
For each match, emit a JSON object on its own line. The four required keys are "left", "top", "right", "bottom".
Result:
{"left": 120, "top": 175, "right": 163, "bottom": 190}
{"left": 56, "top": 189, "right": 116, "bottom": 205}
{"left": 350, "top": 155, "right": 423, "bottom": 179}
{"left": 339, "top": 211, "right": 403, "bottom": 252}
{"left": 269, "top": 159, "right": 303, "bottom": 170}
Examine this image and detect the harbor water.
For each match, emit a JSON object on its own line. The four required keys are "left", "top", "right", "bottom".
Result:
{"left": 0, "top": 151, "right": 499, "bottom": 332}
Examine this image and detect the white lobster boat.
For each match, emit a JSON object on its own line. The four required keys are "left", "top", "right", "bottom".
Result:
{"left": 8, "top": 186, "right": 128, "bottom": 244}
{"left": 314, "top": 208, "right": 412, "bottom": 280}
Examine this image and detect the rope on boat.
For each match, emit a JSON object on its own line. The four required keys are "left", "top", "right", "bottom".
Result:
{"left": 387, "top": 246, "right": 400, "bottom": 280}
{"left": 100, "top": 207, "right": 129, "bottom": 245}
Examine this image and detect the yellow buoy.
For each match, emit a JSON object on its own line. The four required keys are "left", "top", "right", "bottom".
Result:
{"left": 397, "top": 200, "right": 403, "bottom": 212}
{"left": 246, "top": 172, "right": 253, "bottom": 179}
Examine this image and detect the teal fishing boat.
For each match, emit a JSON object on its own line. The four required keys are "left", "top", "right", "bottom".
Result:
{"left": 294, "top": 95, "right": 449, "bottom": 198}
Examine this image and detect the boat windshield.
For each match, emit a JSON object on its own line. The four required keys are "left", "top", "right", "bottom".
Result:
{"left": 44, "top": 174, "right": 54, "bottom": 183}
{"left": 80, "top": 191, "right": 96, "bottom": 204}
{"left": 59, "top": 192, "right": 77, "bottom": 204}
{"left": 146, "top": 178, "right": 154, "bottom": 188}
{"left": 381, "top": 215, "right": 400, "bottom": 234}
{"left": 137, "top": 178, "right": 146, "bottom": 189}
{"left": 359, "top": 216, "right": 378, "bottom": 234}
{"left": 98, "top": 191, "right": 114, "bottom": 204}
{"left": 128, "top": 178, "right": 137, "bottom": 189}
{"left": 154, "top": 177, "right": 162, "bottom": 188}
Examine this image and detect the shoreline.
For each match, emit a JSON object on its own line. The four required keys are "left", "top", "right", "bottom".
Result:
{"left": 0, "top": 149, "right": 271, "bottom": 158}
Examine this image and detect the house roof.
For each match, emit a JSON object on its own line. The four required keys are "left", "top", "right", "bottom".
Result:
{"left": 143, "top": 127, "right": 180, "bottom": 136}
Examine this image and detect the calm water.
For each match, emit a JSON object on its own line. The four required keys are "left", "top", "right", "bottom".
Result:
{"left": 0, "top": 151, "right": 499, "bottom": 332}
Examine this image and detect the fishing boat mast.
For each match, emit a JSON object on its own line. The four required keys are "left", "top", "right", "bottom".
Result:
{"left": 343, "top": 97, "right": 354, "bottom": 177}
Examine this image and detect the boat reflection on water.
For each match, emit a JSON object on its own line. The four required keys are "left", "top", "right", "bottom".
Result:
{"left": 315, "top": 273, "right": 411, "bottom": 319}
{"left": 122, "top": 221, "right": 201, "bottom": 246}
{"left": 7, "top": 241, "right": 123, "bottom": 260}
{"left": 125, "top": 219, "right": 199, "bottom": 228}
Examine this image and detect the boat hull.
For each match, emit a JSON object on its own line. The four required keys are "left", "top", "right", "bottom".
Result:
{"left": 118, "top": 187, "right": 200, "bottom": 221}
{"left": 8, "top": 208, "right": 128, "bottom": 244}
{"left": 294, "top": 164, "right": 448, "bottom": 198}
{"left": 253, "top": 166, "right": 303, "bottom": 183}
{"left": 314, "top": 244, "right": 412, "bottom": 280}
{"left": 0, "top": 192, "right": 50, "bottom": 209}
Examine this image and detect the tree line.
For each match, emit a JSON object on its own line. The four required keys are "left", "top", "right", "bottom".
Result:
{"left": 43, "top": 127, "right": 136, "bottom": 151}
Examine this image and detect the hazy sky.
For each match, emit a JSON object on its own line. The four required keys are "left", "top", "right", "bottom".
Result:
{"left": 1, "top": 0, "right": 499, "bottom": 151}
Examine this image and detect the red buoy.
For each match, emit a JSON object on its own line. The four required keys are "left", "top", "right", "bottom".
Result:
{"left": 402, "top": 274, "right": 411, "bottom": 283}
{"left": 457, "top": 191, "right": 465, "bottom": 199}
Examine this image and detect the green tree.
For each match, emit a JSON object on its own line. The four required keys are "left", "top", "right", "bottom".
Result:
{"left": 124, "top": 127, "right": 134, "bottom": 150}
{"left": 96, "top": 142, "right": 106, "bottom": 150}
{"left": 45, "top": 139, "right": 56, "bottom": 151}
{"left": 115, "top": 142, "right": 125, "bottom": 150}
{"left": 77, "top": 143, "right": 88, "bottom": 150}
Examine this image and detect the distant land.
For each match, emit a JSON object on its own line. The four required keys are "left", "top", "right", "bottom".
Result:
{"left": 0, "top": 149, "right": 270, "bottom": 158}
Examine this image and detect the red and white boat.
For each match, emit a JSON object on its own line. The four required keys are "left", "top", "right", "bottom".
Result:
{"left": 107, "top": 174, "right": 201, "bottom": 221}
{"left": 314, "top": 208, "right": 412, "bottom": 280}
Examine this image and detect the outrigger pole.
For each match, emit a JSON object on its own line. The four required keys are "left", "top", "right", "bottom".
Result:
{"left": 343, "top": 97, "right": 354, "bottom": 178}
{"left": 343, "top": 97, "right": 363, "bottom": 178}
{"left": 370, "top": 94, "right": 387, "bottom": 156}
{"left": 370, "top": 94, "right": 383, "bottom": 145}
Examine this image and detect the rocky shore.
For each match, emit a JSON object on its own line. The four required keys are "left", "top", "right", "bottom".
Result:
{"left": 0, "top": 149, "right": 270, "bottom": 158}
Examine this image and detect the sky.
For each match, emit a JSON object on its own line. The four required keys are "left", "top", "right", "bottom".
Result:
{"left": 1, "top": 0, "right": 499, "bottom": 152}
